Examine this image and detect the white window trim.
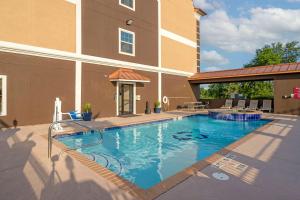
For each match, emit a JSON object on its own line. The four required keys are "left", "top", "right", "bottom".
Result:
{"left": 119, "top": 28, "right": 135, "bottom": 57}
{"left": 0, "top": 75, "right": 7, "bottom": 116}
{"left": 116, "top": 82, "right": 136, "bottom": 116}
{"left": 119, "top": 0, "right": 135, "bottom": 11}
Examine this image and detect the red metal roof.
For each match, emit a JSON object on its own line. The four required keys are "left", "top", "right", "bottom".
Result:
{"left": 189, "top": 62, "right": 300, "bottom": 81}
{"left": 109, "top": 68, "right": 150, "bottom": 82}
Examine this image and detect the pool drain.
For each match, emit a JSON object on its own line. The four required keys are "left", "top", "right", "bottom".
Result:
{"left": 212, "top": 172, "right": 229, "bottom": 181}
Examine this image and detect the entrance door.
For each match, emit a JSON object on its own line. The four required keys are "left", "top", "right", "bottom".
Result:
{"left": 119, "top": 84, "right": 134, "bottom": 115}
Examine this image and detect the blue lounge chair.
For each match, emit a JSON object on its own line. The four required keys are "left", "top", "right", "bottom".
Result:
{"left": 62, "top": 111, "right": 83, "bottom": 120}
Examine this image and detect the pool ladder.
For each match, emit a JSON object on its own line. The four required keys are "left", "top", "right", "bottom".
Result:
{"left": 48, "top": 120, "right": 100, "bottom": 159}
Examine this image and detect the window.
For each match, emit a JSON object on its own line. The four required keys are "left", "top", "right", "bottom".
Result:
{"left": 119, "top": 28, "right": 135, "bottom": 56}
{"left": 0, "top": 75, "right": 7, "bottom": 116}
{"left": 119, "top": 0, "right": 135, "bottom": 11}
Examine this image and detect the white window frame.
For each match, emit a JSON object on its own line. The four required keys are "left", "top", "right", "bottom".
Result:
{"left": 119, "top": 28, "right": 135, "bottom": 56}
{"left": 116, "top": 82, "right": 136, "bottom": 116}
{"left": 0, "top": 75, "right": 7, "bottom": 116}
{"left": 119, "top": 0, "right": 135, "bottom": 11}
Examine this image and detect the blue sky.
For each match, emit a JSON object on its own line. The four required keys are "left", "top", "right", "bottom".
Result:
{"left": 194, "top": 0, "right": 300, "bottom": 71}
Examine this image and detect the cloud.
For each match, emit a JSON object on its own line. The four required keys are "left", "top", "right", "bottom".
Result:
{"left": 193, "top": 0, "right": 221, "bottom": 11}
{"left": 202, "top": 8, "right": 300, "bottom": 53}
{"left": 201, "top": 50, "right": 229, "bottom": 66}
{"left": 202, "top": 66, "right": 225, "bottom": 72}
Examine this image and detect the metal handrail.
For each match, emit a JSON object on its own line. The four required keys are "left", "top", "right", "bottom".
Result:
{"left": 48, "top": 120, "right": 102, "bottom": 158}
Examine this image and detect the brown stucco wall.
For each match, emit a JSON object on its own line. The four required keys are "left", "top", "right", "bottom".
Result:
{"left": 82, "top": 0, "right": 158, "bottom": 66}
{"left": 0, "top": 0, "right": 76, "bottom": 52}
{"left": 274, "top": 74, "right": 300, "bottom": 115}
{"left": 136, "top": 72, "right": 158, "bottom": 114}
{"left": 82, "top": 64, "right": 158, "bottom": 117}
{"left": 0, "top": 52, "right": 75, "bottom": 127}
{"left": 82, "top": 64, "right": 117, "bottom": 118}
{"left": 162, "top": 74, "right": 197, "bottom": 110}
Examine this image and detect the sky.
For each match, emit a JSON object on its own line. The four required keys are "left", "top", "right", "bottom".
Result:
{"left": 194, "top": 0, "right": 300, "bottom": 72}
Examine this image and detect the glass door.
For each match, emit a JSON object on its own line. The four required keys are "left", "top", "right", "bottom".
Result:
{"left": 119, "top": 84, "right": 134, "bottom": 115}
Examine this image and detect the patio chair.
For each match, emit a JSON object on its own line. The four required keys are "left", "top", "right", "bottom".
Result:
{"left": 260, "top": 100, "right": 272, "bottom": 113}
{"left": 62, "top": 111, "right": 83, "bottom": 120}
{"left": 221, "top": 99, "right": 233, "bottom": 109}
{"left": 235, "top": 100, "right": 246, "bottom": 109}
{"left": 247, "top": 100, "right": 258, "bottom": 110}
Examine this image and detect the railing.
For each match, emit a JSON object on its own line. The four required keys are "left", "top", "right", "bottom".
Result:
{"left": 48, "top": 120, "right": 101, "bottom": 158}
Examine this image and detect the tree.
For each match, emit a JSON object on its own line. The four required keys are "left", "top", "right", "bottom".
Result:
{"left": 239, "top": 41, "right": 300, "bottom": 99}
{"left": 200, "top": 41, "right": 300, "bottom": 99}
{"left": 207, "top": 83, "right": 229, "bottom": 98}
{"left": 245, "top": 41, "right": 300, "bottom": 68}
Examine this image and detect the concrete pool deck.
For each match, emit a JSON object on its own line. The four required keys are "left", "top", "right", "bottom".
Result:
{"left": 0, "top": 111, "right": 300, "bottom": 200}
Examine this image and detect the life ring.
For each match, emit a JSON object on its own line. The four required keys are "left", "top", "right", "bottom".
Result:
{"left": 162, "top": 96, "right": 169, "bottom": 104}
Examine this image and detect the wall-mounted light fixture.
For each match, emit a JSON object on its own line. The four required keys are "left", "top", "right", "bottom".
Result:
{"left": 126, "top": 19, "right": 134, "bottom": 26}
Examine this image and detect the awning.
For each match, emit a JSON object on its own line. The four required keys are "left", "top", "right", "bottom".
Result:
{"left": 109, "top": 68, "right": 150, "bottom": 83}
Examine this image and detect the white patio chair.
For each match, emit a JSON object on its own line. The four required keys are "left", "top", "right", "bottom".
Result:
{"left": 221, "top": 99, "right": 233, "bottom": 109}
{"left": 260, "top": 100, "right": 272, "bottom": 113}
{"left": 235, "top": 100, "right": 246, "bottom": 109}
{"left": 247, "top": 100, "right": 258, "bottom": 110}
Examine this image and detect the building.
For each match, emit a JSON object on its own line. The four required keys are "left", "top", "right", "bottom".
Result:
{"left": 0, "top": 0, "right": 206, "bottom": 126}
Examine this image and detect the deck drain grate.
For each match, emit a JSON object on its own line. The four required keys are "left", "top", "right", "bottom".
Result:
{"left": 212, "top": 172, "right": 229, "bottom": 181}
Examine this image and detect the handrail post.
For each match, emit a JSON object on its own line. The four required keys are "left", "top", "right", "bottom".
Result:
{"left": 48, "top": 120, "right": 101, "bottom": 159}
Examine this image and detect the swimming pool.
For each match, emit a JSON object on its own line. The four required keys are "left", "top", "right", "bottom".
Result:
{"left": 55, "top": 115, "right": 270, "bottom": 189}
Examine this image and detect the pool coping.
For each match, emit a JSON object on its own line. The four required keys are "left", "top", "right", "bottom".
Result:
{"left": 44, "top": 114, "right": 277, "bottom": 200}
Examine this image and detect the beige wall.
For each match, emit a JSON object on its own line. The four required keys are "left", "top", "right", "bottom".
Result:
{"left": 161, "top": 0, "right": 198, "bottom": 73}
{"left": 162, "top": 37, "right": 197, "bottom": 73}
{"left": 161, "top": 0, "right": 197, "bottom": 42}
{"left": 0, "top": 0, "right": 76, "bottom": 52}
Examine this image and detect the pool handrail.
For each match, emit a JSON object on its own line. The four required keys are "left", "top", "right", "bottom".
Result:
{"left": 48, "top": 120, "right": 101, "bottom": 159}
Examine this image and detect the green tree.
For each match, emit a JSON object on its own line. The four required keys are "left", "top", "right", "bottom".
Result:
{"left": 245, "top": 41, "right": 300, "bottom": 68}
{"left": 207, "top": 83, "right": 229, "bottom": 98}
{"left": 200, "top": 41, "right": 300, "bottom": 99}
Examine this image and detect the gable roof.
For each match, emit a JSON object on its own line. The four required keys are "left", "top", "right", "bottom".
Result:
{"left": 109, "top": 68, "right": 150, "bottom": 83}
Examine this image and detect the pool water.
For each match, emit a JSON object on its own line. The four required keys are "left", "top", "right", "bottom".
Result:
{"left": 55, "top": 115, "right": 270, "bottom": 189}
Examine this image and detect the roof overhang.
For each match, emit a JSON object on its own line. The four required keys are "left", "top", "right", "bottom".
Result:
{"left": 189, "top": 63, "right": 300, "bottom": 84}
{"left": 109, "top": 68, "right": 151, "bottom": 83}
{"left": 109, "top": 79, "right": 150, "bottom": 83}
{"left": 194, "top": 8, "right": 207, "bottom": 16}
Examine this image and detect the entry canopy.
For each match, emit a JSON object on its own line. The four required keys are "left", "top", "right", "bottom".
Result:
{"left": 109, "top": 68, "right": 150, "bottom": 83}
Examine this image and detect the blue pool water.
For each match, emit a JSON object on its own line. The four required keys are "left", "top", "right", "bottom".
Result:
{"left": 55, "top": 115, "right": 270, "bottom": 189}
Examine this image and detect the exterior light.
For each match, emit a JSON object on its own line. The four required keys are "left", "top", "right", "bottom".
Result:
{"left": 126, "top": 19, "right": 134, "bottom": 26}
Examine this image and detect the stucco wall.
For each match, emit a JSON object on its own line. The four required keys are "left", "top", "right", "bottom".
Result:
{"left": 161, "top": 0, "right": 197, "bottom": 42}
{"left": 0, "top": 52, "right": 75, "bottom": 127}
{"left": 274, "top": 74, "right": 300, "bottom": 115}
{"left": 0, "top": 0, "right": 76, "bottom": 52}
{"left": 82, "top": 64, "right": 158, "bottom": 117}
{"left": 82, "top": 0, "right": 158, "bottom": 66}
{"left": 162, "top": 74, "right": 197, "bottom": 110}
{"left": 162, "top": 37, "right": 197, "bottom": 73}
{"left": 161, "top": 0, "right": 197, "bottom": 73}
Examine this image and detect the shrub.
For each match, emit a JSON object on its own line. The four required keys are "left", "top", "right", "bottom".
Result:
{"left": 83, "top": 102, "right": 92, "bottom": 113}
{"left": 154, "top": 101, "right": 161, "bottom": 108}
